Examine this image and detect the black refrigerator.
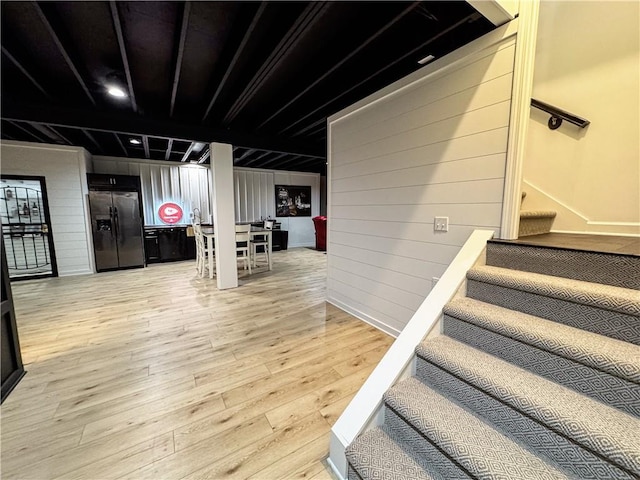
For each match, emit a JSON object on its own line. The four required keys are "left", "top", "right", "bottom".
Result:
{"left": 89, "top": 190, "right": 144, "bottom": 272}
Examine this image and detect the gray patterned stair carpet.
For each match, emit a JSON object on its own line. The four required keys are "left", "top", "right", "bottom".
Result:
{"left": 518, "top": 210, "right": 556, "bottom": 237}
{"left": 486, "top": 241, "right": 640, "bottom": 289}
{"left": 346, "top": 240, "right": 640, "bottom": 480}
{"left": 442, "top": 298, "right": 640, "bottom": 416}
{"left": 467, "top": 265, "right": 640, "bottom": 344}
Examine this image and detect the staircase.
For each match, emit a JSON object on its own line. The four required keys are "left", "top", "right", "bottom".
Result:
{"left": 519, "top": 191, "right": 557, "bottom": 237}
{"left": 345, "top": 240, "right": 640, "bottom": 480}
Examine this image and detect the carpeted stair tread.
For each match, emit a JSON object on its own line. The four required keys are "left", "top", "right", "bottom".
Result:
{"left": 467, "top": 265, "right": 640, "bottom": 316}
{"left": 520, "top": 210, "right": 557, "bottom": 219}
{"left": 485, "top": 241, "right": 640, "bottom": 289}
{"left": 416, "top": 336, "right": 640, "bottom": 476}
{"left": 384, "top": 377, "right": 572, "bottom": 479}
{"left": 442, "top": 315, "right": 640, "bottom": 417}
{"left": 444, "top": 297, "right": 640, "bottom": 383}
{"left": 346, "top": 426, "right": 449, "bottom": 480}
{"left": 416, "top": 360, "right": 636, "bottom": 479}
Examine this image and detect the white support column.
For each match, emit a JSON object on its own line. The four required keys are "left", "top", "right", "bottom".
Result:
{"left": 210, "top": 142, "right": 238, "bottom": 289}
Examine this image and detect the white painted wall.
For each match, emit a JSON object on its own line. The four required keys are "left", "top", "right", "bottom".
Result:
{"left": 273, "top": 170, "right": 320, "bottom": 248}
{"left": 92, "top": 155, "right": 212, "bottom": 226}
{"left": 327, "top": 24, "right": 516, "bottom": 335}
{"left": 93, "top": 158, "right": 319, "bottom": 248}
{"left": 1, "top": 140, "right": 94, "bottom": 276}
{"left": 523, "top": 0, "right": 640, "bottom": 235}
{"left": 234, "top": 167, "right": 320, "bottom": 248}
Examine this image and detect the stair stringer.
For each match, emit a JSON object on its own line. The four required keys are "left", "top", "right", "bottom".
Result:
{"left": 328, "top": 229, "right": 495, "bottom": 480}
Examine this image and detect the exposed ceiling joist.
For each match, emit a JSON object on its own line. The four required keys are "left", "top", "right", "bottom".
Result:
{"left": 142, "top": 135, "right": 150, "bottom": 158}
{"left": 170, "top": 1, "right": 191, "bottom": 117}
{"left": 201, "top": 3, "right": 268, "bottom": 122}
{"left": 165, "top": 138, "right": 174, "bottom": 161}
{"left": 82, "top": 129, "right": 103, "bottom": 153}
{"left": 8, "top": 121, "right": 48, "bottom": 143}
{"left": 257, "top": 1, "right": 422, "bottom": 128}
{"left": 34, "top": 2, "right": 96, "bottom": 106}
{"left": 113, "top": 132, "right": 128, "bottom": 156}
{"left": 3, "top": 99, "right": 325, "bottom": 158}
{"left": 223, "top": 1, "right": 328, "bottom": 125}
{"left": 181, "top": 142, "right": 196, "bottom": 162}
{"left": 109, "top": 1, "right": 138, "bottom": 113}
{"left": 1, "top": 46, "right": 51, "bottom": 100}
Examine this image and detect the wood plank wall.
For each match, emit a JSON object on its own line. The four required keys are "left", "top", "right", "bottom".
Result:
{"left": 0, "top": 142, "right": 93, "bottom": 276}
{"left": 327, "top": 38, "right": 516, "bottom": 335}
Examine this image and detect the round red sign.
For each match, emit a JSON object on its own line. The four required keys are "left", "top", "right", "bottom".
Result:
{"left": 158, "top": 202, "right": 183, "bottom": 224}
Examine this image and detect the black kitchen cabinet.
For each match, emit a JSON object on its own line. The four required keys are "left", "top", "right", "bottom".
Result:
{"left": 144, "top": 227, "right": 195, "bottom": 264}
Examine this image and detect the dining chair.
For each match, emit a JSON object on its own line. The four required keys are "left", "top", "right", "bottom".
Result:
{"left": 250, "top": 220, "right": 272, "bottom": 268}
{"left": 193, "top": 221, "right": 212, "bottom": 278}
{"left": 235, "top": 224, "right": 252, "bottom": 274}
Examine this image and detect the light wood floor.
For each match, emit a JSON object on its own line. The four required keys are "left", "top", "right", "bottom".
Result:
{"left": 1, "top": 248, "right": 393, "bottom": 479}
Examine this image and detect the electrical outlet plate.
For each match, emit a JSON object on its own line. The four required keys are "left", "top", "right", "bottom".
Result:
{"left": 434, "top": 216, "right": 449, "bottom": 232}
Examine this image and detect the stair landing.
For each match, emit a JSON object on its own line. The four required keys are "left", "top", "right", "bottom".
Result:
{"left": 496, "top": 233, "right": 640, "bottom": 256}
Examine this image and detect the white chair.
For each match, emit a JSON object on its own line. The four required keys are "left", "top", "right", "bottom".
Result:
{"left": 193, "top": 222, "right": 213, "bottom": 278}
{"left": 235, "top": 224, "right": 251, "bottom": 274}
{"left": 250, "top": 220, "right": 272, "bottom": 268}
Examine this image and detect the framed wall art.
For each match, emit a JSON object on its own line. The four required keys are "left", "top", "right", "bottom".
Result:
{"left": 275, "top": 185, "right": 311, "bottom": 217}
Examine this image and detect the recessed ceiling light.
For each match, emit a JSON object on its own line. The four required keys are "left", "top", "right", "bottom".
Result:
{"left": 418, "top": 54, "right": 435, "bottom": 65}
{"left": 107, "top": 85, "right": 127, "bottom": 98}
{"left": 129, "top": 138, "right": 141, "bottom": 145}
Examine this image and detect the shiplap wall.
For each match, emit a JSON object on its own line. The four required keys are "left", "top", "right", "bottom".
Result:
{"left": 327, "top": 34, "right": 516, "bottom": 335}
{"left": 234, "top": 169, "right": 275, "bottom": 222}
{"left": 93, "top": 156, "right": 212, "bottom": 225}
{"left": 0, "top": 141, "right": 94, "bottom": 276}
{"left": 234, "top": 168, "right": 320, "bottom": 248}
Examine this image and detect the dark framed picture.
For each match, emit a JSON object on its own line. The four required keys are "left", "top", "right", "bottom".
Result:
{"left": 275, "top": 185, "right": 311, "bottom": 217}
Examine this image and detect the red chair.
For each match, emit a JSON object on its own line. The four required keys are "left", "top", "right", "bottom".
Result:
{"left": 312, "top": 216, "right": 327, "bottom": 251}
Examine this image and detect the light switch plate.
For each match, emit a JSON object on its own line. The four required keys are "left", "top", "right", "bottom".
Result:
{"left": 434, "top": 216, "right": 449, "bottom": 232}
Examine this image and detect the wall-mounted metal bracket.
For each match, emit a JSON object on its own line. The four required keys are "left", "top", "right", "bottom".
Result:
{"left": 531, "top": 98, "right": 590, "bottom": 130}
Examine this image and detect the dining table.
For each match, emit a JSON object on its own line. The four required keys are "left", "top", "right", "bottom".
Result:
{"left": 200, "top": 226, "right": 273, "bottom": 278}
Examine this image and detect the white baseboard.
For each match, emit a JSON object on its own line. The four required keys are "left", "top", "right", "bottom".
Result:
{"left": 326, "top": 297, "right": 401, "bottom": 338}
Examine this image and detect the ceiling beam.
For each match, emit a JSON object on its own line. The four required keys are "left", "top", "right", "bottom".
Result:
{"left": 181, "top": 142, "right": 196, "bottom": 162}
{"left": 2, "top": 99, "right": 325, "bottom": 158}
{"left": 257, "top": 1, "right": 421, "bottom": 129}
{"left": 283, "top": 12, "right": 481, "bottom": 136}
{"left": 235, "top": 148, "right": 256, "bottom": 163}
{"left": 7, "top": 121, "right": 48, "bottom": 143}
{"left": 197, "top": 148, "right": 210, "bottom": 164}
{"left": 223, "top": 2, "right": 328, "bottom": 125}
{"left": 201, "top": 3, "right": 268, "bottom": 122}
{"left": 142, "top": 135, "right": 150, "bottom": 159}
{"left": 1, "top": 47, "right": 51, "bottom": 100}
{"left": 110, "top": 1, "right": 138, "bottom": 113}
{"left": 82, "top": 129, "right": 103, "bottom": 153}
{"left": 257, "top": 152, "right": 289, "bottom": 168}
{"left": 170, "top": 1, "right": 191, "bottom": 117}
{"left": 33, "top": 2, "right": 96, "bottom": 106}
{"left": 44, "top": 125, "right": 73, "bottom": 145}
{"left": 242, "top": 150, "right": 274, "bottom": 167}
{"left": 113, "top": 132, "right": 128, "bottom": 156}
{"left": 165, "top": 138, "right": 173, "bottom": 161}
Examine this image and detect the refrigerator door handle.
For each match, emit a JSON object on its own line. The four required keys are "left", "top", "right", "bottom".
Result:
{"left": 109, "top": 206, "right": 115, "bottom": 239}
{"left": 113, "top": 206, "right": 119, "bottom": 240}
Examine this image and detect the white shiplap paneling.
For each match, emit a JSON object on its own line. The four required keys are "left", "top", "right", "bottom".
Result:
{"left": 327, "top": 32, "right": 516, "bottom": 334}
{"left": 0, "top": 141, "right": 94, "bottom": 276}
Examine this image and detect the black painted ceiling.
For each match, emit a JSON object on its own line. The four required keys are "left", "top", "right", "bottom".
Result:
{"left": 1, "top": 1, "right": 495, "bottom": 173}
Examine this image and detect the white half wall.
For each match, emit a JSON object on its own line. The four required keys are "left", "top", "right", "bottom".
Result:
{"left": 523, "top": 0, "right": 640, "bottom": 236}
{"left": 327, "top": 22, "right": 517, "bottom": 335}
{"left": 1, "top": 140, "right": 94, "bottom": 276}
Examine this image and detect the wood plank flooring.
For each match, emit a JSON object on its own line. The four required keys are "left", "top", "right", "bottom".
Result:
{"left": 1, "top": 248, "right": 393, "bottom": 479}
